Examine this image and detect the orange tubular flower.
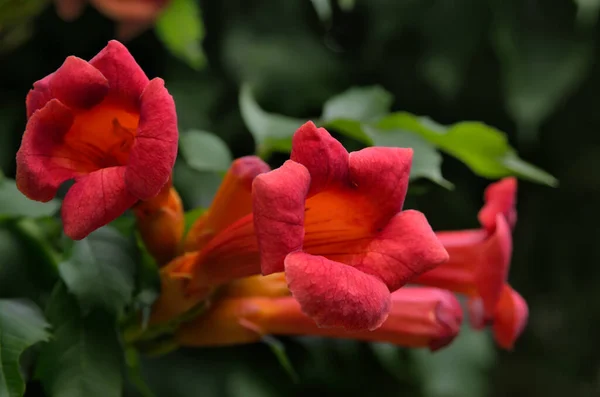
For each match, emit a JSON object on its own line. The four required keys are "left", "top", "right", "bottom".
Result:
{"left": 175, "top": 286, "right": 463, "bottom": 352}
{"left": 54, "top": 0, "right": 170, "bottom": 41}
{"left": 133, "top": 177, "right": 184, "bottom": 265}
{"left": 414, "top": 178, "right": 529, "bottom": 347}
{"left": 16, "top": 40, "right": 178, "bottom": 240}
{"left": 168, "top": 121, "right": 448, "bottom": 332}
{"left": 149, "top": 156, "right": 270, "bottom": 324}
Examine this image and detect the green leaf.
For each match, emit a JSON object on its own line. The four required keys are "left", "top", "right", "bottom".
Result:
{"left": 321, "top": 86, "right": 393, "bottom": 123}
{"left": 261, "top": 335, "right": 298, "bottom": 383}
{"left": 180, "top": 130, "right": 232, "bottom": 172}
{"left": 377, "top": 112, "right": 558, "bottom": 186}
{"left": 0, "top": 299, "right": 50, "bottom": 397}
{"left": 239, "top": 85, "right": 305, "bottom": 157}
{"left": 173, "top": 161, "right": 223, "bottom": 209}
{"left": 155, "top": 0, "right": 205, "bottom": 70}
{"left": 36, "top": 285, "right": 123, "bottom": 397}
{"left": 0, "top": 175, "right": 60, "bottom": 219}
{"left": 124, "top": 348, "right": 155, "bottom": 397}
{"left": 364, "top": 126, "right": 453, "bottom": 188}
{"left": 58, "top": 227, "right": 136, "bottom": 315}
{"left": 323, "top": 118, "right": 372, "bottom": 144}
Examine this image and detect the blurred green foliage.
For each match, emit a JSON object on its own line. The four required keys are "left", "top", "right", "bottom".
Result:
{"left": 0, "top": 0, "right": 598, "bottom": 397}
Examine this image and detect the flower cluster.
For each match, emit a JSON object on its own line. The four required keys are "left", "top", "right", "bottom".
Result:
{"left": 17, "top": 41, "right": 528, "bottom": 354}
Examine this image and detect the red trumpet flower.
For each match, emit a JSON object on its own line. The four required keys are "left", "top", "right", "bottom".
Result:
{"left": 17, "top": 40, "right": 178, "bottom": 240}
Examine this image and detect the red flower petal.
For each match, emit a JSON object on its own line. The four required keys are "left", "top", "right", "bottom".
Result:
{"left": 26, "top": 74, "right": 54, "bottom": 118}
{"left": 62, "top": 166, "right": 138, "bottom": 240}
{"left": 285, "top": 251, "right": 391, "bottom": 331}
{"left": 253, "top": 160, "right": 310, "bottom": 275}
{"left": 290, "top": 121, "right": 349, "bottom": 196}
{"left": 125, "top": 78, "right": 178, "bottom": 199}
{"left": 16, "top": 99, "right": 80, "bottom": 202}
{"left": 493, "top": 286, "right": 528, "bottom": 349}
{"left": 348, "top": 147, "right": 413, "bottom": 227}
{"left": 478, "top": 177, "right": 517, "bottom": 232}
{"left": 355, "top": 210, "right": 449, "bottom": 291}
{"left": 49, "top": 56, "right": 109, "bottom": 110}
{"left": 475, "top": 214, "right": 512, "bottom": 320}
{"left": 89, "top": 40, "right": 149, "bottom": 108}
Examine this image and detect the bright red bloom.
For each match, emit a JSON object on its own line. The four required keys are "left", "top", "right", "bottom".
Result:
{"left": 16, "top": 40, "right": 178, "bottom": 240}
{"left": 251, "top": 122, "right": 448, "bottom": 331}
{"left": 415, "top": 178, "right": 516, "bottom": 321}
{"left": 164, "top": 123, "right": 447, "bottom": 331}
{"left": 176, "top": 286, "right": 462, "bottom": 351}
{"left": 414, "top": 177, "right": 529, "bottom": 347}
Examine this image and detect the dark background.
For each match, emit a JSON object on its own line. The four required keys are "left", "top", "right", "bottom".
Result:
{"left": 2, "top": 1, "right": 599, "bottom": 396}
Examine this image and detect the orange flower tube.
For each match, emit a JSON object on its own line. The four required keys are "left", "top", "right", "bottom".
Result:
{"left": 133, "top": 177, "right": 184, "bottom": 265}
{"left": 176, "top": 287, "right": 463, "bottom": 352}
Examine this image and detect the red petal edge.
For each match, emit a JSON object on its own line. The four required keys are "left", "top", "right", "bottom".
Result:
{"left": 348, "top": 147, "right": 413, "bottom": 227}
{"left": 125, "top": 78, "right": 178, "bottom": 200}
{"left": 290, "top": 121, "right": 349, "bottom": 196}
{"left": 89, "top": 40, "right": 149, "bottom": 108}
{"left": 478, "top": 177, "right": 517, "bottom": 232}
{"left": 253, "top": 160, "right": 310, "bottom": 275}
{"left": 26, "top": 74, "right": 54, "bottom": 118}
{"left": 475, "top": 214, "right": 512, "bottom": 320}
{"left": 62, "top": 167, "right": 138, "bottom": 239}
{"left": 285, "top": 251, "right": 391, "bottom": 331}
{"left": 16, "top": 99, "right": 78, "bottom": 202}
{"left": 493, "top": 286, "right": 528, "bottom": 349}
{"left": 355, "top": 210, "right": 449, "bottom": 291}
{"left": 49, "top": 56, "right": 109, "bottom": 110}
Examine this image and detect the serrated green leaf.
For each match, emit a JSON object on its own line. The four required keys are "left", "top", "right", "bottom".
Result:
{"left": 58, "top": 227, "right": 136, "bottom": 315}
{"left": 180, "top": 130, "right": 232, "bottom": 172}
{"left": 363, "top": 126, "right": 453, "bottom": 188}
{"left": 0, "top": 176, "right": 60, "bottom": 220}
{"left": 0, "top": 299, "right": 50, "bottom": 397}
{"left": 377, "top": 112, "right": 558, "bottom": 186}
{"left": 321, "top": 86, "right": 393, "bottom": 123}
{"left": 239, "top": 85, "right": 305, "bottom": 158}
{"left": 36, "top": 285, "right": 123, "bottom": 397}
{"left": 155, "top": 0, "right": 205, "bottom": 69}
